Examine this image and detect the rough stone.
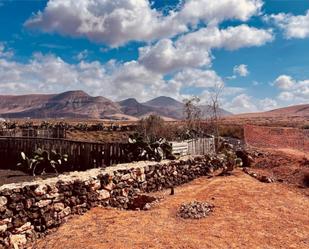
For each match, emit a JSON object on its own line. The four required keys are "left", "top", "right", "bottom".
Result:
{"left": 34, "top": 185, "right": 48, "bottom": 196}
{"left": 35, "top": 200, "right": 52, "bottom": 208}
{"left": 89, "top": 180, "right": 101, "bottom": 191}
{"left": 58, "top": 207, "right": 71, "bottom": 219}
{"left": 0, "top": 196, "right": 8, "bottom": 208}
{"left": 0, "top": 224, "right": 7, "bottom": 233}
{"left": 0, "top": 218, "right": 11, "bottom": 225}
{"left": 53, "top": 203, "right": 65, "bottom": 212}
{"left": 103, "top": 182, "right": 115, "bottom": 191}
{"left": 10, "top": 234, "right": 27, "bottom": 248}
{"left": 97, "top": 189, "right": 110, "bottom": 200}
{"left": 14, "top": 222, "right": 32, "bottom": 234}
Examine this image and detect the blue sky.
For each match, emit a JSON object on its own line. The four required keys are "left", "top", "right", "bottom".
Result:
{"left": 0, "top": 0, "right": 309, "bottom": 113}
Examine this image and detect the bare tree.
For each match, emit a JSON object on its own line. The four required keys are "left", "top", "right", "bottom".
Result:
{"left": 183, "top": 96, "right": 202, "bottom": 134}
{"left": 208, "top": 82, "right": 224, "bottom": 150}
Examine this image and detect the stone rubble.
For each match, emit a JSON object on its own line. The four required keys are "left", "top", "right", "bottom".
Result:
{"left": 177, "top": 201, "right": 214, "bottom": 219}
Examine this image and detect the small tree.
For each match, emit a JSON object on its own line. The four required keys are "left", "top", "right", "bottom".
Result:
{"left": 183, "top": 96, "right": 202, "bottom": 134}
{"left": 208, "top": 82, "right": 224, "bottom": 150}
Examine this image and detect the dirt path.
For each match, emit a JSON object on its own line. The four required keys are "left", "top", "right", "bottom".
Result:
{"left": 34, "top": 170, "right": 309, "bottom": 249}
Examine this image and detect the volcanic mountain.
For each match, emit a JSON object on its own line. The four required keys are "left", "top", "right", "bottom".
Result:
{"left": 0, "top": 91, "right": 232, "bottom": 120}
{"left": 0, "top": 91, "right": 121, "bottom": 119}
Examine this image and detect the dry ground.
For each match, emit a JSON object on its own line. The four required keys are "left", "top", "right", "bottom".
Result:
{"left": 34, "top": 169, "right": 309, "bottom": 249}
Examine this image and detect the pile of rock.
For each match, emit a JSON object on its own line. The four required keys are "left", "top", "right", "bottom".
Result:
{"left": 177, "top": 201, "right": 214, "bottom": 219}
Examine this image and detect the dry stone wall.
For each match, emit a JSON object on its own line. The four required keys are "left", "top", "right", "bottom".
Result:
{"left": 244, "top": 125, "right": 309, "bottom": 152}
{"left": 0, "top": 156, "right": 212, "bottom": 248}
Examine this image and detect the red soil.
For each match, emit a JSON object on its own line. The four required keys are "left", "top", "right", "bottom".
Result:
{"left": 34, "top": 168, "right": 309, "bottom": 249}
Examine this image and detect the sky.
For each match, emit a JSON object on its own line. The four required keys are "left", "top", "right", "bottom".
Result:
{"left": 0, "top": 0, "right": 309, "bottom": 113}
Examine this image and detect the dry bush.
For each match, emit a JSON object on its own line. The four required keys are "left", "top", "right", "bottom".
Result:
{"left": 218, "top": 124, "right": 244, "bottom": 139}
{"left": 137, "top": 115, "right": 176, "bottom": 142}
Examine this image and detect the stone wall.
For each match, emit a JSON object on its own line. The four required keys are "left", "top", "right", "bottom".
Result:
{"left": 244, "top": 125, "right": 309, "bottom": 152}
{"left": 0, "top": 156, "right": 212, "bottom": 248}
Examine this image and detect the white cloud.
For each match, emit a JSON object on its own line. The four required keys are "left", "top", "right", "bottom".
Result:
{"left": 178, "top": 0, "right": 263, "bottom": 25}
{"left": 274, "top": 75, "right": 309, "bottom": 103}
{"left": 274, "top": 75, "right": 295, "bottom": 90}
{"left": 139, "top": 39, "right": 211, "bottom": 74}
{"left": 169, "top": 68, "right": 223, "bottom": 88}
{"left": 24, "top": 0, "right": 264, "bottom": 47}
{"left": 139, "top": 25, "right": 272, "bottom": 74}
{"left": 223, "top": 94, "right": 279, "bottom": 113}
{"left": 268, "top": 10, "right": 309, "bottom": 39}
{"left": 0, "top": 53, "right": 159, "bottom": 100}
{"left": 233, "top": 64, "right": 249, "bottom": 77}
{"left": 24, "top": 0, "right": 187, "bottom": 47}
{"left": 224, "top": 94, "right": 257, "bottom": 113}
{"left": 177, "top": 25, "right": 273, "bottom": 51}
{"left": 0, "top": 43, "right": 14, "bottom": 58}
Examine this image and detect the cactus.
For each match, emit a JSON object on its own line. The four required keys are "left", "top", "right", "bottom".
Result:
{"left": 17, "top": 148, "right": 68, "bottom": 176}
{"left": 125, "top": 134, "right": 175, "bottom": 162}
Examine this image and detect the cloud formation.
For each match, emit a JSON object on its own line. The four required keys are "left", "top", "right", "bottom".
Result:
{"left": 177, "top": 25, "right": 273, "bottom": 51}
{"left": 268, "top": 10, "right": 309, "bottom": 39}
{"left": 25, "top": 0, "right": 264, "bottom": 47}
{"left": 274, "top": 75, "right": 309, "bottom": 103}
{"left": 274, "top": 75, "right": 295, "bottom": 89}
{"left": 139, "top": 25, "right": 273, "bottom": 74}
{"left": 233, "top": 64, "right": 249, "bottom": 77}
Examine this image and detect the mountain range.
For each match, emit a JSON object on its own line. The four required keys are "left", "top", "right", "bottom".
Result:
{"left": 0, "top": 90, "right": 231, "bottom": 120}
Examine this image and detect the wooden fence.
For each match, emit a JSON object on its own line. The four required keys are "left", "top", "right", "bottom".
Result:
{"left": 0, "top": 137, "right": 127, "bottom": 170}
{"left": 0, "top": 136, "right": 216, "bottom": 170}
{"left": 187, "top": 137, "right": 215, "bottom": 155}
{"left": 172, "top": 137, "right": 215, "bottom": 156}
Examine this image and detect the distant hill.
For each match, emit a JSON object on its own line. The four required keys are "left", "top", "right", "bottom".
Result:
{"left": 0, "top": 90, "right": 232, "bottom": 120}
{"left": 235, "top": 104, "right": 309, "bottom": 118}
{"left": 264, "top": 104, "right": 309, "bottom": 117}
{"left": 118, "top": 98, "right": 157, "bottom": 117}
{"left": 143, "top": 96, "right": 184, "bottom": 110}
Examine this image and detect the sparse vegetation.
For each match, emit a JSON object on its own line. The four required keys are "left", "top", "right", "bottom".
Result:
{"left": 17, "top": 149, "right": 69, "bottom": 176}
